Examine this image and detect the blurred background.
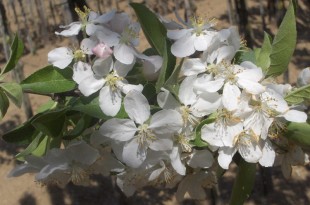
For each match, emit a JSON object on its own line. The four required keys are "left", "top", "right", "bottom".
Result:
{"left": 0, "top": 0, "right": 309, "bottom": 204}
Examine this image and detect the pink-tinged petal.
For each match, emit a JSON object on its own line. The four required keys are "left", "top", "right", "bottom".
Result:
{"left": 47, "top": 47, "right": 73, "bottom": 69}
{"left": 149, "top": 110, "right": 183, "bottom": 135}
{"left": 283, "top": 110, "right": 307, "bottom": 122}
{"left": 92, "top": 43, "right": 113, "bottom": 59}
{"left": 171, "top": 34, "right": 196, "bottom": 57}
{"left": 100, "top": 118, "right": 137, "bottom": 141}
{"left": 80, "top": 37, "right": 98, "bottom": 55}
{"left": 122, "top": 139, "right": 146, "bottom": 168}
{"left": 78, "top": 75, "right": 105, "bottom": 96}
{"left": 114, "top": 44, "right": 135, "bottom": 65}
{"left": 237, "top": 79, "right": 265, "bottom": 94}
{"left": 72, "top": 62, "right": 93, "bottom": 84}
{"left": 99, "top": 86, "right": 122, "bottom": 117}
{"left": 222, "top": 83, "right": 241, "bottom": 111}
{"left": 124, "top": 90, "right": 150, "bottom": 124}
{"left": 218, "top": 147, "right": 237, "bottom": 169}
{"left": 92, "top": 57, "right": 113, "bottom": 77}
{"left": 259, "top": 140, "right": 275, "bottom": 167}
{"left": 149, "top": 138, "right": 173, "bottom": 151}
{"left": 179, "top": 75, "right": 197, "bottom": 106}
{"left": 181, "top": 58, "right": 206, "bottom": 76}
{"left": 55, "top": 22, "right": 82, "bottom": 37}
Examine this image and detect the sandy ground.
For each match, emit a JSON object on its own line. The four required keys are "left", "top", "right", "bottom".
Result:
{"left": 0, "top": 0, "right": 310, "bottom": 205}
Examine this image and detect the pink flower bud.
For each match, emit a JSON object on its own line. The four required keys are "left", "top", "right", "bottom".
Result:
{"left": 92, "top": 43, "right": 113, "bottom": 59}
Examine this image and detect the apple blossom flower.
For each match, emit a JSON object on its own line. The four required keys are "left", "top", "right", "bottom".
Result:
{"left": 55, "top": 7, "right": 115, "bottom": 37}
{"left": 100, "top": 91, "right": 183, "bottom": 168}
{"left": 297, "top": 67, "right": 310, "bottom": 87}
{"left": 167, "top": 16, "right": 218, "bottom": 57}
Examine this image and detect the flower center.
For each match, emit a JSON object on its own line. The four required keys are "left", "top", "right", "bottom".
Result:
{"left": 105, "top": 72, "right": 123, "bottom": 91}
{"left": 73, "top": 49, "right": 86, "bottom": 61}
{"left": 176, "top": 133, "right": 192, "bottom": 152}
{"left": 75, "top": 6, "right": 91, "bottom": 24}
{"left": 120, "top": 26, "right": 139, "bottom": 45}
{"left": 233, "top": 130, "right": 259, "bottom": 146}
{"left": 69, "top": 162, "right": 88, "bottom": 184}
{"left": 136, "top": 124, "right": 156, "bottom": 148}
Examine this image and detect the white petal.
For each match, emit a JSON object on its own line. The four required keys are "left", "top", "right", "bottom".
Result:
{"left": 283, "top": 110, "right": 307, "bottom": 122}
{"left": 99, "top": 86, "right": 122, "bottom": 116}
{"left": 167, "top": 29, "right": 190, "bottom": 40}
{"left": 80, "top": 37, "right": 98, "bottom": 54}
{"left": 119, "top": 83, "right": 143, "bottom": 95}
{"left": 100, "top": 118, "right": 137, "bottom": 141}
{"left": 124, "top": 90, "right": 150, "bottom": 124}
{"left": 194, "top": 75, "right": 224, "bottom": 93}
{"left": 92, "top": 56, "right": 113, "bottom": 77}
{"left": 92, "top": 10, "right": 116, "bottom": 24}
{"left": 47, "top": 47, "right": 73, "bottom": 69}
{"left": 114, "top": 60, "right": 134, "bottom": 77}
{"left": 122, "top": 139, "right": 146, "bottom": 168}
{"left": 218, "top": 147, "right": 237, "bottom": 169}
{"left": 179, "top": 75, "right": 197, "bottom": 106}
{"left": 72, "top": 62, "right": 93, "bottom": 84}
{"left": 238, "top": 140, "right": 262, "bottom": 163}
{"left": 95, "top": 30, "right": 120, "bottom": 47}
{"left": 149, "top": 138, "right": 173, "bottom": 151}
{"left": 201, "top": 123, "right": 224, "bottom": 147}
{"left": 222, "top": 83, "right": 241, "bottom": 111}
{"left": 259, "top": 140, "right": 275, "bottom": 167}
{"left": 114, "top": 44, "right": 135, "bottom": 65}
{"left": 237, "top": 79, "right": 265, "bottom": 94}
{"left": 78, "top": 75, "right": 105, "bottom": 96}
{"left": 188, "top": 149, "right": 214, "bottom": 168}
{"left": 149, "top": 110, "right": 183, "bottom": 135}
{"left": 157, "top": 88, "right": 180, "bottom": 109}
{"left": 181, "top": 58, "right": 206, "bottom": 76}
{"left": 171, "top": 34, "right": 196, "bottom": 57}
{"left": 191, "top": 92, "right": 221, "bottom": 117}
{"left": 55, "top": 22, "right": 82, "bottom": 37}
{"left": 170, "top": 146, "right": 186, "bottom": 175}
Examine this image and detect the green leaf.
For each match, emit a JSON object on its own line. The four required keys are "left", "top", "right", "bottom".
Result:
{"left": 21, "top": 65, "right": 76, "bottom": 94}
{"left": 256, "top": 32, "right": 272, "bottom": 72}
{"left": 191, "top": 116, "right": 216, "bottom": 148}
{"left": 130, "top": 3, "right": 167, "bottom": 56}
{"left": 36, "top": 100, "right": 57, "bottom": 113}
{"left": 2, "top": 120, "right": 37, "bottom": 145}
{"left": 164, "top": 58, "right": 185, "bottom": 97}
{"left": 15, "top": 132, "right": 44, "bottom": 159}
{"left": 70, "top": 95, "right": 109, "bottom": 119}
{"left": 234, "top": 49, "right": 256, "bottom": 64}
{"left": 0, "top": 90, "right": 9, "bottom": 120}
{"left": 1, "top": 35, "right": 24, "bottom": 74}
{"left": 156, "top": 40, "right": 176, "bottom": 92}
{"left": 284, "top": 122, "right": 310, "bottom": 148}
{"left": 31, "top": 109, "right": 66, "bottom": 137}
{"left": 284, "top": 84, "right": 310, "bottom": 105}
{"left": 142, "top": 83, "right": 157, "bottom": 101}
{"left": 64, "top": 114, "right": 95, "bottom": 140}
{"left": 266, "top": 1, "right": 296, "bottom": 77}
{"left": 229, "top": 158, "right": 256, "bottom": 205}
{"left": 0, "top": 82, "right": 23, "bottom": 107}
{"left": 31, "top": 135, "right": 50, "bottom": 157}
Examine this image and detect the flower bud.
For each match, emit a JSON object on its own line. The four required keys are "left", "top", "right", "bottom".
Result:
{"left": 92, "top": 43, "right": 113, "bottom": 59}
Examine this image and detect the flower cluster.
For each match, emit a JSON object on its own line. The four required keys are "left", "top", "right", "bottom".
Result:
{"left": 9, "top": 5, "right": 309, "bottom": 201}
